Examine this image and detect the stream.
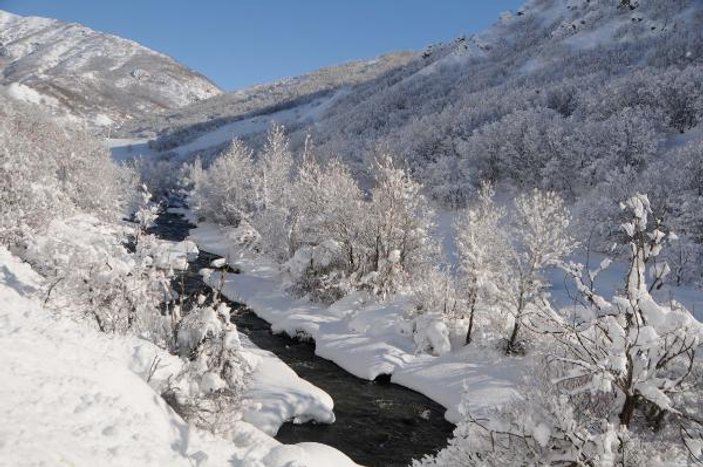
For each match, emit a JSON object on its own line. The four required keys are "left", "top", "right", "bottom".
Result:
{"left": 151, "top": 208, "right": 454, "bottom": 467}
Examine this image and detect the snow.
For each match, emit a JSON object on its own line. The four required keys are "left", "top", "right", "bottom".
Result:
{"left": 240, "top": 334, "right": 336, "bottom": 435}
{"left": 107, "top": 138, "right": 156, "bottom": 162}
{"left": 0, "top": 246, "right": 357, "bottom": 466}
{"left": 171, "top": 89, "right": 349, "bottom": 157}
{"left": 392, "top": 350, "right": 523, "bottom": 423}
{"left": 190, "top": 222, "right": 524, "bottom": 423}
{"left": 151, "top": 239, "right": 199, "bottom": 270}
{"left": 2, "top": 82, "right": 60, "bottom": 107}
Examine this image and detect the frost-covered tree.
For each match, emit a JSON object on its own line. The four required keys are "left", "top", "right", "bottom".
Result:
{"left": 252, "top": 123, "right": 296, "bottom": 261}
{"left": 286, "top": 151, "right": 367, "bottom": 301}
{"left": 0, "top": 95, "right": 134, "bottom": 246}
{"left": 256, "top": 122, "right": 293, "bottom": 210}
{"left": 454, "top": 182, "right": 511, "bottom": 344}
{"left": 555, "top": 194, "right": 703, "bottom": 430}
{"left": 363, "top": 154, "right": 437, "bottom": 297}
{"left": 502, "top": 189, "right": 576, "bottom": 354}
{"left": 189, "top": 139, "right": 256, "bottom": 225}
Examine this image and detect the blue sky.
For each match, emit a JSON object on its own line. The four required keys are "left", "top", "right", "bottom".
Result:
{"left": 2, "top": 1, "right": 524, "bottom": 90}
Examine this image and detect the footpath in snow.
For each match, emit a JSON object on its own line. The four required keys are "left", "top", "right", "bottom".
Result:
{"left": 0, "top": 245, "right": 356, "bottom": 466}
{"left": 190, "top": 222, "right": 523, "bottom": 423}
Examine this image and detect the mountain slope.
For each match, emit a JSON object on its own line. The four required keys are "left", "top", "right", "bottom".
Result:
{"left": 123, "top": 0, "right": 703, "bottom": 286}
{"left": 0, "top": 9, "right": 221, "bottom": 127}
{"left": 121, "top": 51, "right": 414, "bottom": 143}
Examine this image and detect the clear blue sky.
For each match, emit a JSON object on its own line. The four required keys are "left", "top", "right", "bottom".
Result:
{"left": 2, "top": 0, "right": 524, "bottom": 90}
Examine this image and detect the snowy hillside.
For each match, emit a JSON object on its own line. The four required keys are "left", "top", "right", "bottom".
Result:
{"left": 119, "top": 51, "right": 414, "bottom": 142}
{"left": 0, "top": 9, "right": 220, "bottom": 127}
{"left": 0, "top": 247, "right": 355, "bottom": 467}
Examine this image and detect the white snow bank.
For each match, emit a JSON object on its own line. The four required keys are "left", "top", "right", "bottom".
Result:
{"left": 152, "top": 239, "right": 199, "bottom": 270}
{"left": 241, "top": 334, "right": 336, "bottom": 436}
{"left": 0, "top": 246, "right": 357, "bottom": 466}
{"left": 0, "top": 248, "right": 233, "bottom": 466}
{"left": 392, "top": 351, "right": 524, "bottom": 423}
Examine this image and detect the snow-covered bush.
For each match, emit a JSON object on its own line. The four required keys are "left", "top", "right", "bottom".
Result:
{"left": 284, "top": 151, "right": 367, "bottom": 301}
{"left": 25, "top": 215, "right": 176, "bottom": 345}
{"left": 167, "top": 296, "right": 252, "bottom": 435}
{"left": 0, "top": 95, "right": 135, "bottom": 246}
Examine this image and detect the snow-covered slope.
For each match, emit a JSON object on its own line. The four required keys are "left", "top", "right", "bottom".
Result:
{"left": 120, "top": 51, "right": 414, "bottom": 145}
{"left": 0, "top": 245, "right": 357, "bottom": 467}
{"left": 0, "top": 9, "right": 220, "bottom": 127}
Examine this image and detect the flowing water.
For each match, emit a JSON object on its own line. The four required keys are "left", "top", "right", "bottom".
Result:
{"left": 151, "top": 208, "right": 454, "bottom": 467}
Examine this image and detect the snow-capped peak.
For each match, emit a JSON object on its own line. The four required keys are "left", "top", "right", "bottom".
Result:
{"left": 0, "top": 9, "right": 221, "bottom": 128}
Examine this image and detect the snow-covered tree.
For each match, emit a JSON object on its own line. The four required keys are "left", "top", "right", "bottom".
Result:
{"left": 363, "top": 154, "right": 437, "bottom": 297}
{"left": 251, "top": 123, "right": 296, "bottom": 261}
{"left": 502, "top": 189, "right": 577, "bottom": 354}
{"left": 189, "top": 139, "right": 256, "bottom": 226}
{"left": 555, "top": 194, "right": 703, "bottom": 430}
{"left": 454, "top": 182, "right": 512, "bottom": 344}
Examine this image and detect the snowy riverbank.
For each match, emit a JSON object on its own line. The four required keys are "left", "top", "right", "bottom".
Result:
{"left": 190, "top": 221, "right": 524, "bottom": 424}
{"left": 0, "top": 245, "right": 356, "bottom": 466}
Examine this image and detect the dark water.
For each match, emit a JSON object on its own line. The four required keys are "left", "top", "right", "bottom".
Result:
{"left": 151, "top": 209, "right": 454, "bottom": 467}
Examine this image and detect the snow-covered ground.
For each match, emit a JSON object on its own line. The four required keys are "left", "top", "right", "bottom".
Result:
{"left": 107, "top": 138, "right": 156, "bottom": 162}
{"left": 0, "top": 246, "right": 357, "bottom": 466}
{"left": 240, "top": 334, "right": 336, "bottom": 436}
{"left": 190, "top": 222, "right": 524, "bottom": 424}
{"left": 108, "top": 89, "right": 349, "bottom": 164}
{"left": 170, "top": 89, "right": 348, "bottom": 158}
{"left": 190, "top": 215, "right": 703, "bottom": 426}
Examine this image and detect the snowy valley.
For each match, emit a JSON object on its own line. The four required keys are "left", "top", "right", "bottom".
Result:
{"left": 3, "top": 0, "right": 703, "bottom": 466}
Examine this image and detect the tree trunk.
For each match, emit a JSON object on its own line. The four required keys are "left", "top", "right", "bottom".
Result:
{"left": 465, "top": 295, "right": 477, "bottom": 345}
{"left": 619, "top": 393, "right": 637, "bottom": 427}
{"left": 465, "top": 310, "right": 475, "bottom": 345}
{"left": 506, "top": 318, "right": 520, "bottom": 354}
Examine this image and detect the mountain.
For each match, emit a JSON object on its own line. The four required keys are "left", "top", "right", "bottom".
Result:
{"left": 0, "top": 9, "right": 221, "bottom": 127}
{"left": 119, "top": 51, "right": 415, "bottom": 143}
{"left": 135, "top": 0, "right": 703, "bottom": 170}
